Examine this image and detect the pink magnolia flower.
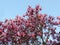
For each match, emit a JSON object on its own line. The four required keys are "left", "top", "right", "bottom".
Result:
{"left": 57, "top": 16, "right": 60, "bottom": 20}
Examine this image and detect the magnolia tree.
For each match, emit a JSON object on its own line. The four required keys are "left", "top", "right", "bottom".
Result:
{"left": 0, "top": 5, "right": 60, "bottom": 45}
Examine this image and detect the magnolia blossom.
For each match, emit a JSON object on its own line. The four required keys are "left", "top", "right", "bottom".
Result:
{"left": 0, "top": 5, "right": 60, "bottom": 45}
{"left": 57, "top": 16, "right": 60, "bottom": 20}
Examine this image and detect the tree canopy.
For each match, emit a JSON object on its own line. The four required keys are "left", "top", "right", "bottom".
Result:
{"left": 0, "top": 5, "right": 60, "bottom": 45}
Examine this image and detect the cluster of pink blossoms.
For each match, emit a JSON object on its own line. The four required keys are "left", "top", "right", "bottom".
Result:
{"left": 0, "top": 5, "right": 60, "bottom": 45}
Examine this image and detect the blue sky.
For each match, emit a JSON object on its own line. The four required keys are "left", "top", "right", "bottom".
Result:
{"left": 0, "top": 0, "right": 60, "bottom": 21}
